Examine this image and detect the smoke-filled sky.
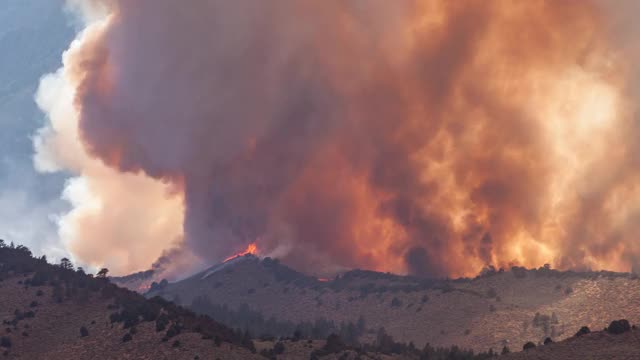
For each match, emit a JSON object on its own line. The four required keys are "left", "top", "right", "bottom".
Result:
{"left": 21, "top": 0, "right": 640, "bottom": 279}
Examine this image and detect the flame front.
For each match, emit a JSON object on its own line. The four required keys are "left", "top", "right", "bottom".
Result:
{"left": 223, "top": 243, "right": 258, "bottom": 263}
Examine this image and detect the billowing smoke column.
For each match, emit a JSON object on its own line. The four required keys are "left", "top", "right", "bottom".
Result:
{"left": 35, "top": 0, "right": 640, "bottom": 278}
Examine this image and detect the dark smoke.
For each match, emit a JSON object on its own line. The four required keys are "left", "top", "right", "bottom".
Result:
{"left": 37, "top": 0, "right": 640, "bottom": 277}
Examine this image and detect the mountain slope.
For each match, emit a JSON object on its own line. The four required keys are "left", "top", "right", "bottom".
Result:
{"left": 0, "top": 244, "right": 259, "bottom": 360}
{"left": 503, "top": 328, "right": 640, "bottom": 360}
{"left": 148, "top": 255, "right": 640, "bottom": 353}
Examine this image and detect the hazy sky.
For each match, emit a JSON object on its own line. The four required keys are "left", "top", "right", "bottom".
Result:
{"left": 0, "top": 0, "right": 73, "bottom": 259}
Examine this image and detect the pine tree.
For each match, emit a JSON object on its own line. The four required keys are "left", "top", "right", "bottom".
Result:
{"left": 60, "top": 258, "right": 74, "bottom": 270}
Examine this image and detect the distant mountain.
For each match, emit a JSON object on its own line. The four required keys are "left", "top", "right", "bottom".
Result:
{"left": 110, "top": 269, "right": 156, "bottom": 292}
{"left": 147, "top": 255, "right": 640, "bottom": 354}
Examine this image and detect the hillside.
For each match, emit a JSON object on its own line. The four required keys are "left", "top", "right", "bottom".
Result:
{"left": 146, "top": 255, "right": 640, "bottom": 353}
{"left": 503, "top": 326, "right": 640, "bottom": 360}
{"left": 0, "top": 243, "right": 260, "bottom": 360}
{"left": 5, "top": 241, "right": 640, "bottom": 359}
{"left": 2, "top": 242, "right": 499, "bottom": 360}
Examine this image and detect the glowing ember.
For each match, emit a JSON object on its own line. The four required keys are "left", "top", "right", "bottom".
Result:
{"left": 317, "top": 278, "right": 330, "bottom": 282}
{"left": 223, "top": 243, "right": 258, "bottom": 263}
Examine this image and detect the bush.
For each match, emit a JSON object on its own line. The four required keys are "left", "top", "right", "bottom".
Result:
{"left": 512, "top": 266, "right": 527, "bottom": 279}
{"left": 156, "top": 314, "right": 169, "bottom": 332}
{"left": 323, "top": 334, "right": 346, "bottom": 354}
{"left": 486, "top": 288, "right": 497, "bottom": 298}
{"left": 29, "top": 301, "right": 38, "bottom": 308}
{"left": 172, "top": 340, "right": 181, "bottom": 348}
{"left": 523, "top": 342, "right": 536, "bottom": 350}
{"left": 80, "top": 326, "right": 89, "bottom": 337}
{"left": 390, "top": 297, "right": 402, "bottom": 307}
{"left": 0, "top": 337, "right": 11, "bottom": 348}
{"left": 575, "top": 326, "right": 591, "bottom": 337}
{"left": 122, "top": 333, "right": 132, "bottom": 342}
{"left": 36, "top": 290, "right": 44, "bottom": 297}
{"left": 565, "top": 286, "right": 573, "bottom": 295}
{"left": 544, "top": 337, "right": 553, "bottom": 345}
{"left": 166, "top": 323, "right": 182, "bottom": 338}
{"left": 501, "top": 346, "right": 510, "bottom": 355}
{"left": 274, "top": 341, "right": 285, "bottom": 354}
{"left": 607, "top": 319, "right": 631, "bottom": 335}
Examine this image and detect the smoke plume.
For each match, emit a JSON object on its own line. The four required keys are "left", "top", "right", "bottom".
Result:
{"left": 35, "top": 0, "right": 640, "bottom": 278}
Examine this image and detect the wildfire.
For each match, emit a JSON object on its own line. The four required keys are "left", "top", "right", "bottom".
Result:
{"left": 223, "top": 242, "right": 258, "bottom": 263}
{"left": 317, "top": 278, "right": 330, "bottom": 282}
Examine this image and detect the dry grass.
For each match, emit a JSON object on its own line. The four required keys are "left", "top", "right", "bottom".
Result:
{"left": 150, "top": 258, "right": 640, "bottom": 353}
{"left": 503, "top": 329, "right": 640, "bottom": 360}
{"left": 0, "top": 273, "right": 259, "bottom": 360}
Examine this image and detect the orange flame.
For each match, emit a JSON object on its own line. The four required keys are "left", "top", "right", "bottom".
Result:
{"left": 317, "top": 277, "right": 330, "bottom": 282}
{"left": 223, "top": 242, "right": 258, "bottom": 263}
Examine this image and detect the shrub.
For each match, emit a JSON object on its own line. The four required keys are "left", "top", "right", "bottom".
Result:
{"left": 501, "top": 346, "right": 510, "bottom": 355}
{"left": 172, "top": 340, "right": 181, "bottom": 348}
{"left": 486, "top": 288, "right": 497, "bottom": 298}
{"left": 122, "top": 333, "right": 132, "bottom": 342}
{"left": 522, "top": 342, "right": 536, "bottom": 350}
{"left": 274, "top": 341, "right": 285, "bottom": 354}
{"left": 29, "top": 301, "right": 38, "bottom": 308}
{"left": 166, "top": 323, "right": 182, "bottom": 339}
{"left": 35, "top": 290, "right": 44, "bottom": 297}
{"left": 390, "top": 297, "right": 402, "bottom": 307}
{"left": 544, "top": 337, "right": 553, "bottom": 345}
{"left": 0, "top": 337, "right": 11, "bottom": 348}
{"left": 80, "top": 326, "right": 89, "bottom": 337}
{"left": 512, "top": 266, "right": 527, "bottom": 279}
{"left": 109, "top": 312, "right": 121, "bottom": 323}
{"left": 608, "top": 319, "right": 631, "bottom": 335}
{"left": 565, "top": 286, "right": 573, "bottom": 295}
{"left": 156, "top": 314, "right": 169, "bottom": 332}
{"left": 575, "top": 326, "right": 591, "bottom": 337}
{"left": 323, "top": 334, "right": 346, "bottom": 354}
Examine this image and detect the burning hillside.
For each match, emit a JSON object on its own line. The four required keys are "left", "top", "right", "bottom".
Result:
{"left": 35, "top": 0, "right": 640, "bottom": 279}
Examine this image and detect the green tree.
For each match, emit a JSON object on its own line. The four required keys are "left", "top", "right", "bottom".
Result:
{"left": 60, "top": 257, "right": 74, "bottom": 270}
{"left": 97, "top": 268, "right": 109, "bottom": 278}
